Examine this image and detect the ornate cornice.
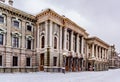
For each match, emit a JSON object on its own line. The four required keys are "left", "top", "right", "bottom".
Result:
{"left": 87, "top": 36, "right": 110, "bottom": 48}
{"left": 0, "top": 2, "right": 36, "bottom": 22}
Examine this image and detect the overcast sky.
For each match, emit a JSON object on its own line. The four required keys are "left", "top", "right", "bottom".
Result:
{"left": 12, "top": 0, "right": 120, "bottom": 52}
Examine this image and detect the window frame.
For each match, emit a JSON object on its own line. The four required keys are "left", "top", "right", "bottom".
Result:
{"left": 41, "top": 36, "right": 45, "bottom": 48}
{"left": 0, "top": 34, "right": 3, "bottom": 45}
{"left": 0, "top": 15, "right": 4, "bottom": 24}
{"left": 53, "top": 57, "right": 57, "bottom": 66}
{"left": 54, "top": 36, "right": 58, "bottom": 49}
{"left": 26, "top": 39, "right": 32, "bottom": 49}
{"left": 12, "top": 56, "right": 18, "bottom": 67}
{"left": 26, "top": 24, "right": 33, "bottom": 32}
{"left": 26, "top": 57, "right": 31, "bottom": 67}
{"left": 12, "top": 18, "right": 21, "bottom": 29}
{"left": 12, "top": 36, "right": 19, "bottom": 48}
{"left": 0, "top": 55, "right": 3, "bottom": 66}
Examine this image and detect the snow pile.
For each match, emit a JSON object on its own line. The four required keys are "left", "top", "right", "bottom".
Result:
{"left": 0, "top": 69, "right": 120, "bottom": 82}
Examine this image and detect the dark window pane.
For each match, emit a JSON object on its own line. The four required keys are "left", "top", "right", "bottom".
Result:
{"left": 0, "top": 16, "right": 4, "bottom": 23}
{"left": 27, "top": 40, "right": 31, "bottom": 49}
{"left": 41, "top": 36, "right": 45, "bottom": 48}
{"left": 13, "top": 56, "right": 18, "bottom": 66}
{"left": 0, "top": 34, "right": 3, "bottom": 45}
{"left": 27, "top": 25, "right": 32, "bottom": 31}
{"left": 13, "top": 37, "right": 19, "bottom": 48}
{"left": 0, "top": 56, "right": 2, "bottom": 66}
{"left": 26, "top": 57, "right": 31, "bottom": 66}
{"left": 53, "top": 57, "right": 57, "bottom": 66}
{"left": 54, "top": 37, "right": 57, "bottom": 49}
{"left": 13, "top": 21, "right": 19, "bottom": 28}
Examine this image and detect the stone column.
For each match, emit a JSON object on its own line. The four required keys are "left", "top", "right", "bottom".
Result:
{"left": 49, "top": 20, "right": 53, "bottom": 47}
{"left": 5, "top": 15, "right": 12, "bottom": 69}
{"left": 21, "top": 20, "right": 26, "bottom": 49}
{"left": 6, "top": 15, "right": 11, "bottom": 47}
{"left": 92, "top": 43, "right": 95, "bottom": 58}
{"left": 96, "top": 45, "right": 98, "bottom": 59}
{"left": 81, "top": 37, "right": 84, "bottom": 55}
{"left": 59, "top": 26, "right": 62, "bottom": 50}
{"left": 20, "top": 20, "right": 26, "bottom": 68}
{"left": 36, "top": 25, "right": 40, "bottom": 49}
{"left": 59, "top": 26, "right": 63, "bottom": 67}
{"left": 77, "top": 34, "right": 79, "bottom": 54}
{"left": 104, "top": 49, "right": 106, "bottom": 60}
{"left": 99, "top": 46, "right": 101, "bottom": 59}
{"left": 45, "top": 21, "right": 48, "bottom": 48}
{"left": 64, "top": 27, "right": 67, "bottom": 50}
{"left": 103, "top": 48, "right": 105, "bottom": 60}
{"left": 106, "top": 49, "right": 108, "bottom": 60}
{"left": 70, "top": 31, "right": 73, "bottom": 51}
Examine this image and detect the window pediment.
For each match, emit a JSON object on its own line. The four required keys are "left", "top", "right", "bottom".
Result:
{"left": 12, "top": 31, "right": 21, "bottom": 37}
{"left": 0, "top": 28, "right": 6, "bottom": 34}
{"left": 26, "top": 35, "right": 34, "bottom": 40}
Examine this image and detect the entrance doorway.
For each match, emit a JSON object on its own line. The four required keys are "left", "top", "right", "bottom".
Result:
{"left": 40, "top": 53, "right": 44, "bottom": 71}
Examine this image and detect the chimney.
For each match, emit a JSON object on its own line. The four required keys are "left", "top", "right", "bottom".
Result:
{"left": 8, "top": 0, "right": 13, "bottom": 6}
{"left": 0, "top": 0, "right": 5, "bottom": 3}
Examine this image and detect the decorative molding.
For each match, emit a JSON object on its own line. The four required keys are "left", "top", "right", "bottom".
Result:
{"left": 11, "top": 31, "right": 21, "bottom": 37}
{"left": 26, "top": 35, "right": 34, "bottom": 40}
{"left": 0, "top": 27, "right": 6, "bottom": 34}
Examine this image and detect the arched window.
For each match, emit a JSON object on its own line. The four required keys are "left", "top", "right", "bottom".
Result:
{"left": 54, "top": 37, "right": 57, "bottom": 49}
{"left": 41, "top": 36, "right": 45, "bottom": 48}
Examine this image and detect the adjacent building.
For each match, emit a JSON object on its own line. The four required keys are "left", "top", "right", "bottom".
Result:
{"left": 108, "top": 45, "right": 120, "bottom": 69}
{"left": 0, "top": 0, "right": 118, "bottom": 73}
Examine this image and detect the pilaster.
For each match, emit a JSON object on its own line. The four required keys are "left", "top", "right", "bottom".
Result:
{"left": 6, "top": 15, "right": 11, "bottom": 47}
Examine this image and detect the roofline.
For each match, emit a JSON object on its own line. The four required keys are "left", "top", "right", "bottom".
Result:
{"left": 87, "top": 36, "right": 110, "bottom": 47}
{"left": 0, "top": 2, "right": 35, "bottom": 21}
{"left": 36, "top": 8, "right": 87, "bottom": 33}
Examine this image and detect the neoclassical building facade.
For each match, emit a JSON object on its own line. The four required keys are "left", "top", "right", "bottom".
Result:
{"left": 86, "top": 37, "right": 109, "bottom": 71}
{"left": 0, "top": 1, "right": 110, "bottom": 72}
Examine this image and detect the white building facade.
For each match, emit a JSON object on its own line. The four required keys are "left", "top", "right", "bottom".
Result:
{"left": 0, "top": 1, "right": 110, "bottom": 72}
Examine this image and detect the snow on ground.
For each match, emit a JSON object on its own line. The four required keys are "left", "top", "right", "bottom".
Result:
{"left": 0, "top": 69, "right": 120, "bottom": 82}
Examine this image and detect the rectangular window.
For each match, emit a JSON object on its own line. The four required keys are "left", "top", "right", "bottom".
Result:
{"left": 13, "top": 56, "right": 18, "bottom": 66}
{"left": 26, "top": 57, "right": 31, "bottom": 66}
{"left": 13, "top": 21, "right": 19, "bottom": 28}
{"left": 0, "top": 55, "right": 2, "bottom": 66}
{"left": 27, "top": 40, "right": 31, "bottom": 49}
{"left": 53, "top": 57, "right": 57, "bottom": 66}
{"left": 12, "top": 37, "right": 19, "bottom": 48}
{"left": 0, "top": 34, "right": 3, "bottom": 45}
{"left": 27, "top": 25, "right": 32, "bottom": 31}
{"left": 0, "top": 16, "right": 4, "bottom": 23}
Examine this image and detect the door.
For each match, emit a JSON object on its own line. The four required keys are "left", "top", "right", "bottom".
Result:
{"left": 40, "top": 54, "right": 44, "bottom": 71}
